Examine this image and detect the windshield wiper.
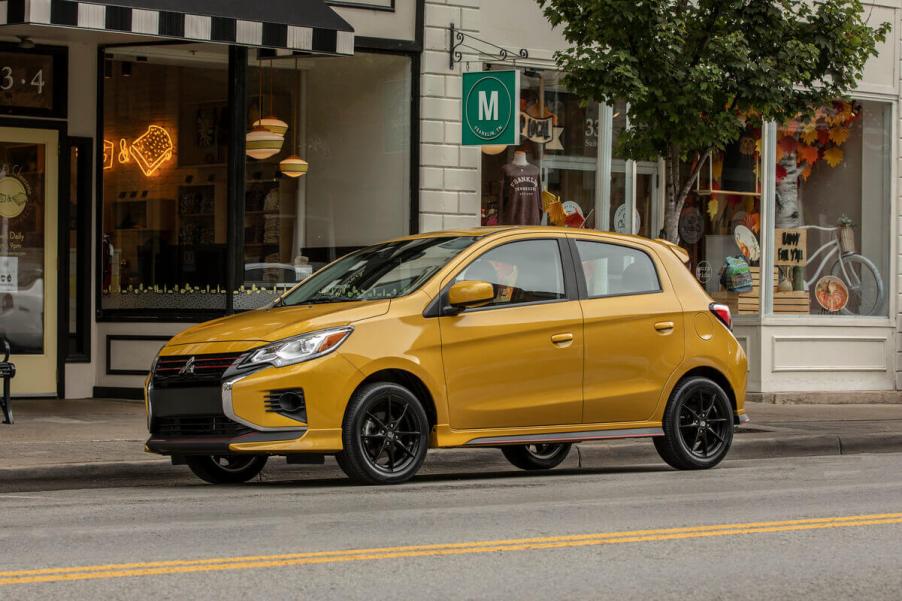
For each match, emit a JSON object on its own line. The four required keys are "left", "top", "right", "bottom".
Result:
{"left": 300, "top": 296, "right": 360, "bottom": 305}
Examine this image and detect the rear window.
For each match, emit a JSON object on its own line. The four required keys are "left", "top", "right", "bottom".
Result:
{"left": 575, "top": 241, "right": 661, "bottom": 297}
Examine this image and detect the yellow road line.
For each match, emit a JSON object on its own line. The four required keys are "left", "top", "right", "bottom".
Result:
{"left": 2, "top": 513, "right": 900, "bottom": 586}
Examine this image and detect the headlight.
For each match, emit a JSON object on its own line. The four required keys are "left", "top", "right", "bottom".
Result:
{"left": 243, "top": 327, "right": 353, "bottom": 368}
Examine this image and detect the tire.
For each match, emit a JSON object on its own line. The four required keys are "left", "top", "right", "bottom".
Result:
{"left": 185, "top": 455, "right": 268, "bottom": 484}
{"left": 501, "top": 443, "right": 572, "bottom": 471}
{"left": 654, "top": 377, "right": 734, "bottom": 470}
{"left": 336, "top": 382, "right": 430, "bottom": 485}
{"left": 830, "top": 254, "right": 884, "bottom": 316}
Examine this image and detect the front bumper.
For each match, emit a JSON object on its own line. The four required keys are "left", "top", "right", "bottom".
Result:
{"left": 146, "top": 348, "right": 361, "bottom": 455}
{"left": 145, "top": 384, "right": 306, "bottom": 455}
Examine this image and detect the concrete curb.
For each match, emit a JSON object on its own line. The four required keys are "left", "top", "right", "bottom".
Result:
{"left": 2, "top": 432, "right": 901, "bottom": 488}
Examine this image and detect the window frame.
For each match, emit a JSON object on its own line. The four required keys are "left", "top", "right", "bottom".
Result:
{"left": 567, "top": 237, "right": 664, "bottom": 301}
{"left": 436, "top": 236, "right": 579, "bottom": 316}
{"left": 65, "top": 136, "right": 93, "bottom": 363}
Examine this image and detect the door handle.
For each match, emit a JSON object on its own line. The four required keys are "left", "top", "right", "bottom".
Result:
{"left": 654, "top": 321, "right": 675, "bottom": 332}
{"left": 551, "top": 333, "right": 574, "bottom": 346}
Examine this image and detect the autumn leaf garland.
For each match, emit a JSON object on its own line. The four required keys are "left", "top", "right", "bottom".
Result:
{"left": 778, "top": 100, "right": 859, "bottom": 181}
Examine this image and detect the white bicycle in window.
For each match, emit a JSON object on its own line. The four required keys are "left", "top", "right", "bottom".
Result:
{"left": 797, "top": 225, "right": 884, "bottom": 316}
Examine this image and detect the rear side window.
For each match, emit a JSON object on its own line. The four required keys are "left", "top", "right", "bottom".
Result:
{"left": 575, "top": 240, "right": 661, "bottom": 298}
{"left": 456, "top": 239, "right": 566, "bottom": 307}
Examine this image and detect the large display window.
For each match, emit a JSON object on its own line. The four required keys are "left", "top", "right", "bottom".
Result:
{"left": 680, "top": 125, "right": 764, "bottom": 317}
{"left": 481, "top": 67, "right": 599, "bottom": 229}
{"left": 239, "top": 53, "right": 412, "bottom": 310}
{"left": 766, "top": 100, "right": 891, "bottom": 317}
{"left": 101, "top": 46, "right": 230, "bottom": 312}
{"left": 100, "top": 46, "right": 413, "bottom": 316}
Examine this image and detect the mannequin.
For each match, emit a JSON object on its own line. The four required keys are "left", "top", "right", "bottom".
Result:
{"left": 499, "top": 150, "right": 541, "bottom": 225}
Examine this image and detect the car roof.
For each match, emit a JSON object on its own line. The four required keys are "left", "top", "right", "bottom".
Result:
{"left": 390, "top": 226, "right": 659, "bottom": 246}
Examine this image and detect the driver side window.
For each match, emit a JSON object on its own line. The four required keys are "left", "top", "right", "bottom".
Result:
{"left": 455, "top": 239, "right": 566, "bottom": 307}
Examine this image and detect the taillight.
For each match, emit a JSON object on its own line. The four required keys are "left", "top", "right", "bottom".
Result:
{"left": 709, "top": 303, "right": 732, "bottom": 331}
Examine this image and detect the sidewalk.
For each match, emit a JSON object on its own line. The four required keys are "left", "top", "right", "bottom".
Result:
{"left": 2, "top": 398, "right": 902, "bottom": 487}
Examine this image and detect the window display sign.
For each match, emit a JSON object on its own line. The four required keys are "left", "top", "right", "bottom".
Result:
{"left": 0, "top": 256, "right": 18, "bottom": 293}
{"left": 520, "top": 112, "right": 563, "bottom": 150}
{"left": 462, "top": 70, "right": 520, "bottom": 147}
{"left": 0, "top": 46, "right": 66, "bottom": 118}
{"left": 775, "top": 228, "right": 807, "bottom": 267}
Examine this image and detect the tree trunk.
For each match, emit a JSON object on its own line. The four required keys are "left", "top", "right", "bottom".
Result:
{"left": 663, "top": 149, "right": 705, "bottom": 243}
{"left": 775, "top": 153, "right": 803, "bottom": 228}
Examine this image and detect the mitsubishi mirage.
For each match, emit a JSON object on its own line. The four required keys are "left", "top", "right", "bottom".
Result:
{"left": 145, "top": 227, "right": 748, "bottom": 485}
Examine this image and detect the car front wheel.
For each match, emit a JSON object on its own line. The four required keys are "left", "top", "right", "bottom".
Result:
{"left": 185, "top": 455, "right": 268, "bottom": 484}
{"left": 501, "top": 443, "right": 572, "bottom": 471}
{"left": 336, "top": 382, "right": 430, "bottom": 485}
{"left": 654, "top": 376, "right": 734, "bottom": 470}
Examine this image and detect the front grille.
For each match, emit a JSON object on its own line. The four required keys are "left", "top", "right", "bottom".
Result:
{"left": 153, "top": 353, "right": 244, "bottom": 386}
{"left": 152, "top": 415, "right": 252, "bottom": 437}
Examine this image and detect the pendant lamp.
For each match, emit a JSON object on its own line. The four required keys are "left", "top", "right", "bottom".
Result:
{"left": 246, "top": 125, "right": 285, "bottom": 160}
{"left": 279, "top": 155, "right": 309, "bottom": 177}
{"left": 281, "top": 57, "right": 309, "bottom": 178}
{"left": 246, "top": 58, "right": 284, "bottom": 160}
{"left": 481, "top": 144, "right": 508, "bottom": 156}
{"left": 255, "top": 116, "right": 289, "bottom": 136}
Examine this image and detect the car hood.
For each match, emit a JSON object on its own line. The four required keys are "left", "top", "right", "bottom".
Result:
{"left": 166, "top": 300, "right": 391, "bottom": 346}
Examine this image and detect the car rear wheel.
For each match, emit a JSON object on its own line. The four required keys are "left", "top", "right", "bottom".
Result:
{"left": 501, "top": 443, "right": 572, "bottom": 471}
{"left": 185, "top": 455, "right": 268, "bottom": 484}
{"left": 654, "top": 376, "right": 733, "bottom": 470}
{"left": 336, "top": 382, "right": 430, "bottom": 485}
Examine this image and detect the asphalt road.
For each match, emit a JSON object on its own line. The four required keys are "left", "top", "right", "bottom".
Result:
{"left": 1, "top": 453, "right": 902, "bottom": 600}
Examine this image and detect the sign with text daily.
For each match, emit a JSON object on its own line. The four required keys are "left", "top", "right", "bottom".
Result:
{"left": 461, "top": 70, "right": 520, "bottom": 146}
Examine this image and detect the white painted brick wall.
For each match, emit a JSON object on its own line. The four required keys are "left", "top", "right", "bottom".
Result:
{"left": 419, "top": 0, "right": 482, "bottom": 232}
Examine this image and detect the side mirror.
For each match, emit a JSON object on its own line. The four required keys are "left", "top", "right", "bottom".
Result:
{"left": 447, "top": 280, "right": 495, "bottom": 310}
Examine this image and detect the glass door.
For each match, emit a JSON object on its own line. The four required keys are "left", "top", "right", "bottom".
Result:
{"left": 0, "top": 126, "right": 58, "bottom": 395}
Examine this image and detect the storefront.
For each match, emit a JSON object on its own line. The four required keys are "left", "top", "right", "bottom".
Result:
{"left": 421, "top": 0, "right": 901, "bottom": 399}
{"left": 3, "top": 0, "right": 900, "bottom": 400}
{"left": 0, "top": 0, "right": 423, "bottom": 398}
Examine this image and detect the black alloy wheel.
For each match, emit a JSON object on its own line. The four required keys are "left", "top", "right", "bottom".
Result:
{"left": 337, "top": 382, "right": 429, "bottom": 485}
{"left": 654, "top": 376, "right": 734, "bottom": 470}
{"left": 502, "top": 443, "right": 572, "bottom": 471}
{"left": 185, "top": 454, "right": 268, "bottom": 484}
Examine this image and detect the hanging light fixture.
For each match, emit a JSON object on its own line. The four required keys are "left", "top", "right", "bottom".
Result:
{"left": 246, "top": 58, "right": 283, "bottom": 160}
{"left": 254, "top": 59, "right": 289, "bottom": 136}
{"left": 281, "top": 57, "right": 309, "bottom": 178}
{"left": 246, "top": 125, "right": 284, "bottom": 160}
{"left": 481, "top": 144, "right": 508, "bottom": 156}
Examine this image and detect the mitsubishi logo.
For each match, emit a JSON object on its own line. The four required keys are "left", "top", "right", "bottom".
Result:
{"left": 179, "top": 356, "right": 196, "bottom": 376}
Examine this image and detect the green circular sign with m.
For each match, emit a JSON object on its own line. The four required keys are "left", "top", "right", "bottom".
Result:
{"left": 462, "top": 70, "right": 520, "bottom": 146}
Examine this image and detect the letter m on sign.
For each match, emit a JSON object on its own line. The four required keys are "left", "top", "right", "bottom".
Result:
{"left": 479, "top": 91, "right": 498, "bottom": 121}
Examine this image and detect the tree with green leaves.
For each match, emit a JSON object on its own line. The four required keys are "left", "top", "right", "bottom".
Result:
{"left": 538, "top": 0, "right": 889, "bottom": 242}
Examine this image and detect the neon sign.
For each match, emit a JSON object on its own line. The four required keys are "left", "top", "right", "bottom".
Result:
{"left": 103, "top": 125, "right": 175, "bottom": 177}
{"left": 103, "top": 139, "right": 115, "bottom": 170}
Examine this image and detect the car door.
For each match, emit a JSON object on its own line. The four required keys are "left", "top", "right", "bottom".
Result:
{"left": 439, "top": 236, "right": 584, "bottom": 430}
{"left": 570, "top": 237, "right": 685, "bottom": 424}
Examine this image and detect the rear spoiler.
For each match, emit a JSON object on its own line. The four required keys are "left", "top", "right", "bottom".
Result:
{"left": 655, "top": 239, "right": 690, "bottom": 264}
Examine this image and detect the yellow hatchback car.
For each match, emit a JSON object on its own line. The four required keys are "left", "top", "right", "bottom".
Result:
{"left": 146, "top": 227, "right": 748, "bottom": 485}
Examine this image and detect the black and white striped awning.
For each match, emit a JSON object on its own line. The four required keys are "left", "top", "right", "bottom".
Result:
{"left": 0, "top": 0, "right": 354, "bottom": 55}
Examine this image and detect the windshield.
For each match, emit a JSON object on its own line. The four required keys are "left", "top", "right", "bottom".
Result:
{"left": 280, "top": 236, "right": 479, "bottom": 306}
